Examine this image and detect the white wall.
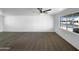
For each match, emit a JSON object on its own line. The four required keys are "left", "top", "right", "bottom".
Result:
{"left": 4, "top": 15, "right": 54, "bottom": 32}
{"left": 0, "top": 15, "right": 4, "bottom": 32}
{"left": 54, "top": 8, "right": 79, "bottom": 50}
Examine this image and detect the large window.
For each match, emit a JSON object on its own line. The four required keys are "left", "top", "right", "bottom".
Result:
{"left": 60, "top": 12, "right": 79, "bottom": 34}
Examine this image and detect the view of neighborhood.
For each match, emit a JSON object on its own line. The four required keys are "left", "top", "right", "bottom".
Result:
{"left": 60, "top": 12, "right": 79, "bottom": 33}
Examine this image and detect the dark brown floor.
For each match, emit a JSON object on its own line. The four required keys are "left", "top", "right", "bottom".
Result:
{"left": 0, "top": 32, "right": 77, "bottom": 51}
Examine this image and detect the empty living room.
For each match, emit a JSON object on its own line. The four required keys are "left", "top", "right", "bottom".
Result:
{"left": 0, "top": 8, "right": 79, "bottom": 51}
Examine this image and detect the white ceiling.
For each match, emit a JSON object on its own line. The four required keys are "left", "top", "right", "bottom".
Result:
{"left": 0, "top": 8, "right": 66, "bottom": 16}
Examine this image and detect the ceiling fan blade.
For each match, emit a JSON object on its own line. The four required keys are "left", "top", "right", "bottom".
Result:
{"left": 45, "top": 9, "right": 52, "bottom": 11}
{"left": 43, "top": 9, "right": 52, "bottom": 13}
{"left": 37, "top": 8, "right": 43, "bottom": 13}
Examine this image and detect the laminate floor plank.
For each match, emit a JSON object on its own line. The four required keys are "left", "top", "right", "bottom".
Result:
{"left": 0, "top": 32, "right": 77, "bottom": 51}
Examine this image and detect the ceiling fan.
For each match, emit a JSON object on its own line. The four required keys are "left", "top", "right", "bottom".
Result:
{"left": 37, "top": 8, "right": 52, "bottom": 14}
